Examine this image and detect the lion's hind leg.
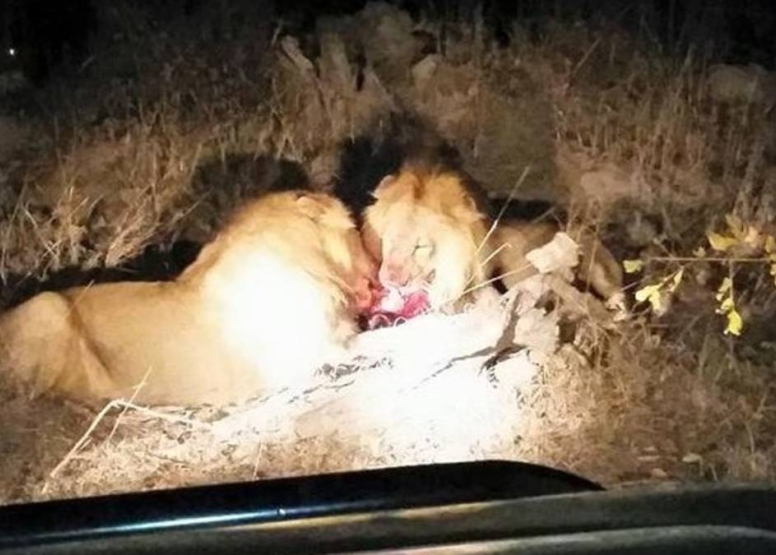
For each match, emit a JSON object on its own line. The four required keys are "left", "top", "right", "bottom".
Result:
{"left": 0, "top": 292, "right": 111, "bottom": 402}
{"left": 576, "top": 233, "right": 626, "bottom": 312}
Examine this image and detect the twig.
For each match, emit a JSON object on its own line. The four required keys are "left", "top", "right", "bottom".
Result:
{"left": 252, "top": 443, "right": 266, "bottom": 480}
{"left": 108, "top": 400, "right": 210, "bottom": 429}
{"left": 460, "top": 262, "right": 537, "bottom": 298}
{"left": 475, "top": 165, "right": 532, "bottom": 257}
{"left": 106, "top": 367, "right": 156, "bottom": 443}
{"left": 569, "top": 37, "right": 602, "bottom": 84}
{"left": 44, "top": 400, "right": 120, "bottom": 487}
{"left": 478, "top": 241, "right": 509, "bottom": 271}
{"left": 44, "top": 398, "right": 209, "bottom": 490}
{"left": 646, "top": 256, "right": 770, "bottom": 263}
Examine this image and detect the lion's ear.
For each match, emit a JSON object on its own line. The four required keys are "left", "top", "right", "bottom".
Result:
{"left": 295, "top": 194, "right": 325, "bottom": 219}
{"left": 297, "top": 193, "right": 356, "bottom": 230}
{"left": 371, "top": 174, "right": 397, "bottom": 199}
{"left": 453, "top": 195, "right": 485, "bottom": 224}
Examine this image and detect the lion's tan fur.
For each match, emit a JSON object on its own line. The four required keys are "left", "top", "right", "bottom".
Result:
{"left": 492, "top": 221, "right": 624, "bottom": 303}
{"left": 362, "top": 162, "right": 623, "bottom": 310}
{"left": 362, "top": 163, "right": 492, "bottom": 310}
{"left": 0, "top": 191, "right": 374, "bottom": 407}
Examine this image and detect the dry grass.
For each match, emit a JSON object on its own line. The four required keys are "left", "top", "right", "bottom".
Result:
{"left": 1, "top": 2, "right": 776, "bottom": 504}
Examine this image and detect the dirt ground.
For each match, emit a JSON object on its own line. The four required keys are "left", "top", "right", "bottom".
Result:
{"left": 1, "top": 2, "right": 776, "bottom": 505}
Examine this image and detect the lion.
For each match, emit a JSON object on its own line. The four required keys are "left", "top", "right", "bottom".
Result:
{"left": 491, "top": 219, "right": 625, "bottom": 308}
{"left": 0, "top": 190, "right": 377, "bottom": 407}
{"left": 361, "top": 160, "right": 492, "bottom": 312}
{"left": 360, "top": 159, "right": 624, "bottom": 314}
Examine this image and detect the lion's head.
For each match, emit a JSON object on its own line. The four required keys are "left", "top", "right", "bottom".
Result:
{"left": 184, "top": 190, "right": 379, "bottom": 320}
{"left": 362, "top": 164, "right": 491, "bottom": 312}
{"left": 294, "top": 192, "right": 380, "bottom": 315}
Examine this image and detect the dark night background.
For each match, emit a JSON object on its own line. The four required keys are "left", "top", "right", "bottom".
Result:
{"left": 2, "top": 1, "right": 775, "bottom": 92}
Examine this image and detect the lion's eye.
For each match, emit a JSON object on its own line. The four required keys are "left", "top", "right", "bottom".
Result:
{"left": 413, "top": 243, "right": 432, "bottom": 253}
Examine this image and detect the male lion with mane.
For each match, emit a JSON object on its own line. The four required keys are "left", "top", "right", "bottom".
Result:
{"left": 361, "top": 159, "right": 493, "bottom": 313}
{"left": 360, "top": 159, "right": 624, "bottom": 318}
{"left": 0, "top": 191, "right": 377, "bottom": 407}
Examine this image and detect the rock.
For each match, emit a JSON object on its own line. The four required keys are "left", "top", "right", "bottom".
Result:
{"left": 624, "top": 212, "right": 659, "bottom": 249}
{"left": 293, "top": 280, "right": 560, "bottom": 458}
{"left": 525, "top": 232, "right": 580, "bottom": 275}
{"left": 707, "top": 64, "right": 776, "bottom": 107}
{"left": 411, "top": 54, "right": 441, "bottom": 90}
{"left": 356, "top": 2, "right": 416, "bottom": 72}
{"left": 318, "top": 33, "right": 354, "bottom": 92}
{"left": 278, "top": 36, "right": 315, "bottom": 76}
{"left": 578, "top": 165, "right": 641, "bottom": 204}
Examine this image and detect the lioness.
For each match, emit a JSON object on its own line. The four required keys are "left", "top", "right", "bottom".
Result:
{"left": 360, "top": 159, "right": 623, "bottom": 314}
{"left": 0, "top": 191, "right": 377, "bottom": 407}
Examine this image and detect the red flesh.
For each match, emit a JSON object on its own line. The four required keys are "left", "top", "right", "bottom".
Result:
{"left": 366, "top": 287, "right": 430, "bottom": 330}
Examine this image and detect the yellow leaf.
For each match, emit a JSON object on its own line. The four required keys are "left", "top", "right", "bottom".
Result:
{"left": 623, "top": 259, "right": 644, "bottom": 274}
{"left": 718, "top": 296, "right": 734, "bottom": 313}
{"left": 707, "top": 232, "right": 738, "bottom": 252}
{"left": 766, "top": 236, "right": 776, "bottom": 254}
{"left": 693, "top": 246, "right": 707, "bottom": 258}
{"left": 647, "top": 292, "right": 663, "bottom": 312}
{"left": 635, "top": 284, "right": 659, "bottom": 302}
{"left": 725, "top": 214, "right": 745, "bottom": 239}
{"left": 716, "top": 277, "right": 732, "bottom": 299}
{"left": 724, "top": 308, "right": 743, "bottom": 336}
{"left": 743, "top": 225, "right": 761, "bottom": 248}
{"left": 635, "top": 284, "right": 663, "bottom": 312}
{"left": 668, "top": 268, "right": 684, "bottom": 293}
